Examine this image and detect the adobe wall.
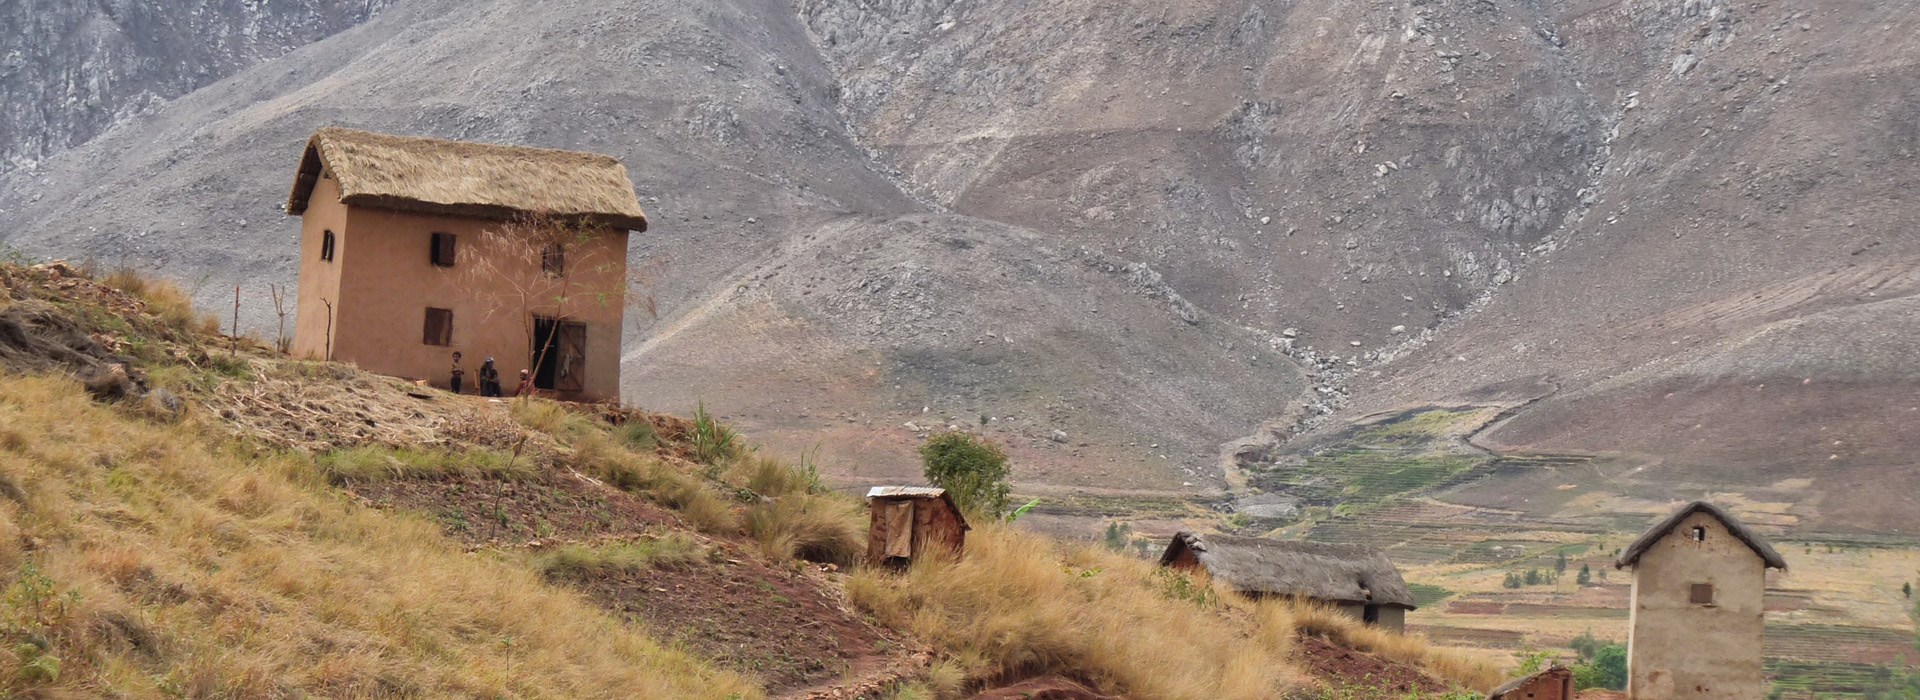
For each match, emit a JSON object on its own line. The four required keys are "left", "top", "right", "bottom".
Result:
{"left": 1625, "top": 511, "right": 1769, "bottom": 699}
{"left": 292, "top": 172, "right": 347, "bottom": 360}
{"left": 325, "top": 205, "right": 630, "bottom": 402}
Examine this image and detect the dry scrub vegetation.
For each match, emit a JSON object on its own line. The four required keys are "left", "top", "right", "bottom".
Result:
{"left": 848, "top": 526, "right": 1501, "bottom": 699}
{"left": 0, "top": 374, "right": 755, "bottom": 698}
{"left": 0, "top": 262, "right": 1502, "bottom": 698}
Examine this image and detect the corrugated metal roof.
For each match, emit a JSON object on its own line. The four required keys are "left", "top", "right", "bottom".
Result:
{"left": 866, "top": 486, "right": 948, "bottom": 499}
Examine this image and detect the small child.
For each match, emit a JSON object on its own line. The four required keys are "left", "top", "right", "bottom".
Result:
{"left": 449, "top": 351, "right": 465, "bottom": 394}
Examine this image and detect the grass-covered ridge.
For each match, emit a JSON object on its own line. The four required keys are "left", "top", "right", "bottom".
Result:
{"left": 0, "top": 261, "right": 1509, "bottom": 698}
{"left": 0, "top": 374, "right": 753, "bottom": 697}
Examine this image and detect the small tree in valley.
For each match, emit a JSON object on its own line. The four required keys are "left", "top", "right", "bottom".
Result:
{"left": 1577, "top": 563, "right": 1593, "bottom": 586}
{"left": 919, "top": 431, "right": 1011, "bottom": 519}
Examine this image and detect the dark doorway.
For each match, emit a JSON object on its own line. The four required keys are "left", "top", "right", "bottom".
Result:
{"left": 532, "top": 317, "right": 588, "bottom": 393}
{"left": 1363, "top": 604, "right": 1381, "bottom": 625}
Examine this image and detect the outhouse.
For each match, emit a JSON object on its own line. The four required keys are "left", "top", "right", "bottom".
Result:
{"left": 865, "top": 486, "right": 969, "bottom": 568}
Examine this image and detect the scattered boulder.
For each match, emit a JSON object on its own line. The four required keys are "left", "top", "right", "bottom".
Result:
{"left": 1050, "top": 429, "right": 1069, "bottom": 443}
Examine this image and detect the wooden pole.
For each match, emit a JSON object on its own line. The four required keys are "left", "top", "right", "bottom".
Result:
{"left": 321, "top": 298, "right": 334, "bottom": 361}
{"left": 231, "top": 286, "right": 240, "bottom": 357}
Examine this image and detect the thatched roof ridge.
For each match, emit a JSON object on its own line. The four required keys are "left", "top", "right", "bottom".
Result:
{"left": 1159, "top": 532, "right": 1416, "bottom": 608}
{"left": 1615, "top": 501, "right": 1788, "bottom": 570}
{"left": 287, "top": 127, "right": 648, "bottom": 231}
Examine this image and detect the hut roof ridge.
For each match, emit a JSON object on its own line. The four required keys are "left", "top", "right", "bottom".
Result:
{"left": 1614, "top": 500, "right": 1788, "bottom": 570}
{"left": 1160, "top": 532, "right": 1416, "bottom": 608}
{"left": 286, "top": 127, "right": 649, "bottom": 231}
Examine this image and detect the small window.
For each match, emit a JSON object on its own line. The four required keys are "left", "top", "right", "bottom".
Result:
{"left": 423, "top": 307, "right": 453, "bottom": 346}
{"left": 1362, "top": 604, "right": 1381, "bottom": 625}
{"left": 320, "top": 230, "right": 336, "bottom": 262}
{"left": 1691, "top": 526, "right": 1707, "bottom": 542}
{"left": 430, "top": 232, "right": 457, "bottom": 267}
{"left": 1690, "top": 583, "right": 1715, "bottom": 605}
{"left": 541, "top": 243, "right": 566, "bottom": 277}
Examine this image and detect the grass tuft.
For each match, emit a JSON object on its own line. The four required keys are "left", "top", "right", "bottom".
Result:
{"left": 535, "top": 536, "right": 704, "bottom": 578}
{"left": 745, "top": 494, "right": 863, "bottom": 567}
{"left": 315, "top": 446, "right": 530, "bottom": 483}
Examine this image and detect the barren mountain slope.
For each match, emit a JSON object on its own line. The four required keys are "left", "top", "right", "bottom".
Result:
{"left": 0, "top": 0, "right": 392, "bottom": 173}
{"left": 0, "top": 0, "right": 1915, "bottom": 530}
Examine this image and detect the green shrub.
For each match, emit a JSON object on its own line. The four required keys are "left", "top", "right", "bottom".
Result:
{"left": 918, "top": 431, "right": 1010, "bottom": 518}
{"left": 689, "top": 402, "right": 739, "bottom": 466}
{"left": 1573, "top": 643, "right": 1628, "bottom": 690}
{"left": 316, "top": 446, "right": 526, "bottom": 483}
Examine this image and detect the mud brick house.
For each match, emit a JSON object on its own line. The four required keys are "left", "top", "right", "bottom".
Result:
{"left": 1615, "top": 501, "right": 1787, "bottom": 699}
{"left": 286, "top": 127, "right": 647, "bottom": 401}
{"left": 865, "top": 487, "right": 969, "bottom": 568}
{"left": 1158, "top": 533, "right": 1416, "bottom": 631}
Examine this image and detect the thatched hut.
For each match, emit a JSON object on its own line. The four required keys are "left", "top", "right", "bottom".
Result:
{"left": 1159, "top": 532, "right": 1416, "bottom": 631}
{"left": 1487, "top": 664, "right": 1572, "bottom": 700}
{"left": 285, "top": 127, "right": 647, "bottom": 402}
{"left": 865, "top": 486, "right": 969, "bottom": 568}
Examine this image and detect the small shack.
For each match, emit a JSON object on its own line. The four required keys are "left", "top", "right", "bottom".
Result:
{"left": 1159, "top": 532, "right": 1416, "bottom": 631}
{"left": 865, "top": 486, "right": 969, "bottom": 568}
{"left": 1488, "top": 664, "right": 1572, "bottom": 700}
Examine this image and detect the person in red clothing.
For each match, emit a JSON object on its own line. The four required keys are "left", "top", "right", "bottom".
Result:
{"left": 514, "top": 368, "right": 536, "bottom": 397}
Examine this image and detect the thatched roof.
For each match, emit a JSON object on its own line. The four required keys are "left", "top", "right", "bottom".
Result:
{"left": 286, "top": 127, "right": 648, "bottom": 231}
{"left": 1615, "top": 501, "right": 1788, "bottom": 570}
{"left": 1159, "top": 532, "right": 1416, "bottom": 608}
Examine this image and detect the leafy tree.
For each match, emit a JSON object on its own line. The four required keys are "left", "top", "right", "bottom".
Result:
{"left": 1524, "top": 568, "right": 1542, "bottom": 586}
{"left": 1503, "top": 572, "right": 1523, "bottom": 589}
{"left": 1103, "top": 522, "right": 1133, "bottom": 552}
{"left": 1569, "top": 631, "right": 1604, "bottom": 661}
{"left": 1904, "top": 581, "right": 1912, "bottom": 599}
{"left": 1573, "top": 643, "right": 1628, "bottom": 691}
{"left": 919, "top": 431, "right": 1011, "bottom": 518}
{"left": 1556, "top": 551, "right": 1568, "bottom": 575}
{"left": 1577, "top": 563, "right": 1593, "bottom": 586}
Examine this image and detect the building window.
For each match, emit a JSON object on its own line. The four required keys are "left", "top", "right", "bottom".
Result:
{"left": 423, "top": 307, "right": 453, "bottom": 346}
{"left": 1690, "top": 583, "right": 1716, "bottom": 605}
{"left": 1362, "top": 604, "right": 1381, "bottom": 625}
{"left": 1691, "top": 526, "right": 1707, "bottom": 542}
{"left": 541, "top": 243, "right": 566, "bottom": 277}
{"left": 431, "top": 232, "right": 457, "bottom": 267}
{"left": 320, "top": 230, "right": 336, "bottom": 262}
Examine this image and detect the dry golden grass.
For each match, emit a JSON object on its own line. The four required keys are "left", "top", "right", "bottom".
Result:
{"left": 0, "top": 374, "right": 756, "bottom": 698}
{"left": 99, "top": 267, "right": 221, "bottom": 337}
{"left": 1279, "top": 597, "right": 1503, "bottom": 690}
{"left": 848, "top": 525, "right": 1311, "bottom": 699}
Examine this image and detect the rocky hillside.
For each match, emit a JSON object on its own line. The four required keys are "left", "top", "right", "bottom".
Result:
{"left": 0, "top": 0, "right": 1914, "bottom": 533}
{"left": 0, "top": 0, "right": 390, "bottom": 173}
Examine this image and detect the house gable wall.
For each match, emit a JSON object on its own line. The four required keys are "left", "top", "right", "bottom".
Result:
{"left": 1626, "top": 511, "right": 1768, "bottom": 699}
{"left": 293, "top": 171, "right": 348, "bottom": 360}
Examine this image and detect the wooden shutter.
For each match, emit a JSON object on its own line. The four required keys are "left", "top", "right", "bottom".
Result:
{"left": 431, "top": 232, "right": 456, "bottom": 267}
{"left": 1690, "top": 583, "right": 1715, "bottom": 605}
{"left": 423, "top": 308, "right": 453, "bottom": 346}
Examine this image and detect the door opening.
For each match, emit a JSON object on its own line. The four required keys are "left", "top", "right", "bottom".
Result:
{"left": 532, "top": 317, "right": 588, "bottom": 393}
